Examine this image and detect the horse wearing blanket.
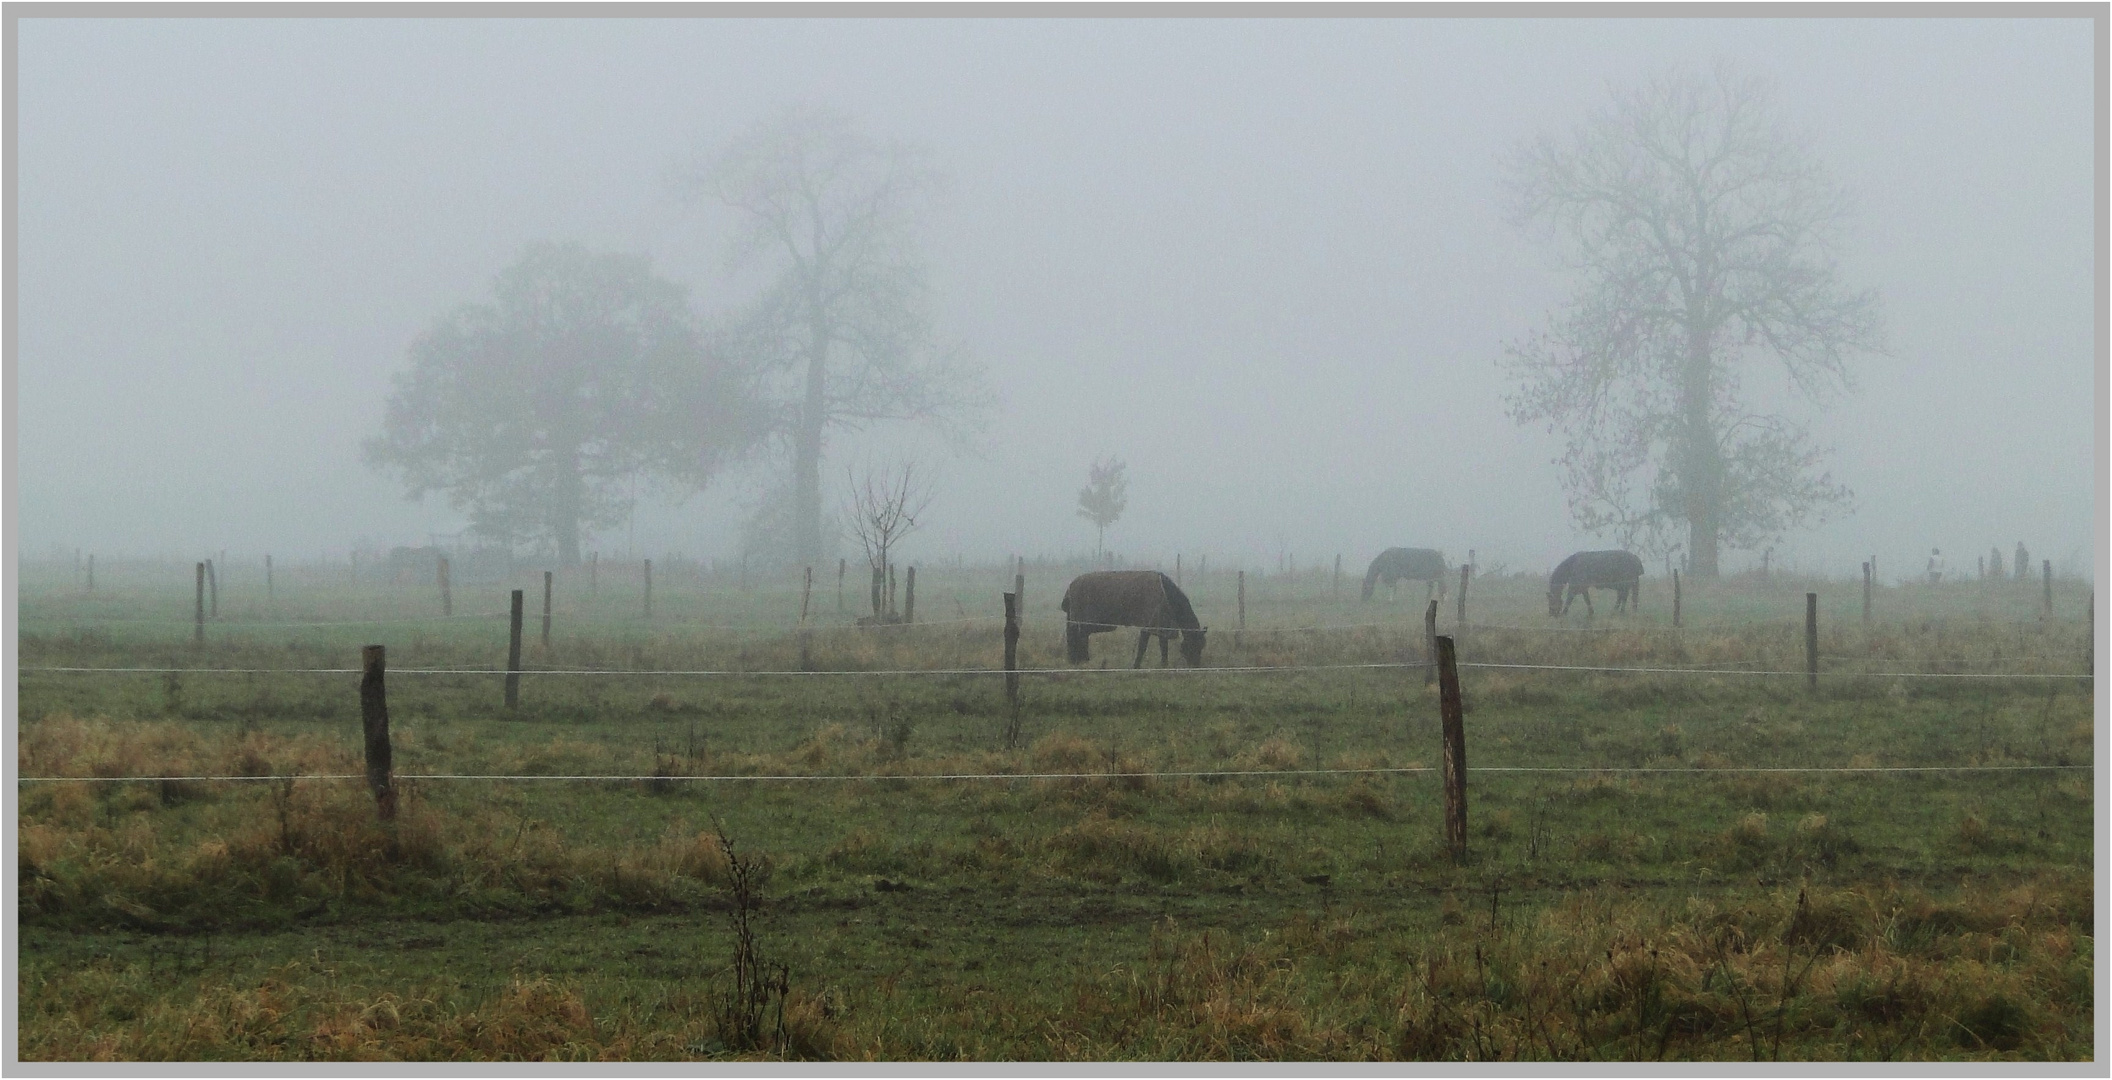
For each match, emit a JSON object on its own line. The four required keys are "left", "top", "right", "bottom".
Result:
{"left": 1061, "top": 571, "right": 1207, "bottom": 667}
{"left": 1547, "top": 550, "right": 1645, "bottom": 616}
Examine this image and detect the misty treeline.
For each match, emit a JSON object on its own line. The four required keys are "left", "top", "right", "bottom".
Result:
{"left": 364, "top": 104, "right": 991, "bottom": 568}
{"left": 368, "top": 65, "right": 1883, "bottom": 579}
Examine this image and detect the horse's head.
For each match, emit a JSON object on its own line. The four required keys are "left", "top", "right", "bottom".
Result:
{"left": 1547, "top": 582, "right": 1566, "bottom": 617}
{"left": 1360, "top": 574, "right": 1377, "bottom": 601}
{"left": 1180, "top": 627, "right": 1207, "bottom": 667}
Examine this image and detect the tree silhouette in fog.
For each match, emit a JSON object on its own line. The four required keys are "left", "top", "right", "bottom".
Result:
{"left": 1502, "top": 65, "right": 1883, "bottom": 577}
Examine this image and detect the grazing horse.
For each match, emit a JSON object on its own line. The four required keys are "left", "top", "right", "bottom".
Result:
{"left": 1362, "top": 548, "right": 1449, "bottom": 602}
{"left": 1061, "top": 571, "right": 1207, "bottom": 667}
{"left": 1548, "top": 550, "right": 1645, "bottom": 616}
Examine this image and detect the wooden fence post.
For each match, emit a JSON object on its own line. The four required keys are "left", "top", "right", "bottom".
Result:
{"left": 1457, "top": 563, "right": 1470, "bottom": 625}
{"left": 1862, "top": 561, "right": 1872, "bottom": 625}
{"left": 263, "top": 554, "right": 271, "bottom": 603}
{"left": 1236, "top": 570, "right": 1246, "bottom": 647}
{"left": 439, "top": 556, "right": 452, "bottom": 617}
{"left": 361, "top": 644, "right": 396, "bottom": 821}
{"left": 643, "top": 559, "right": 653, "bottom": 620}
{"left": 1436, "top": 634, "right": 1467, "bottom": 861}
{"left": 1673, "top": 569, "right": 1682, "bottom": 628}
{"left": 206, "top": 559, "right": 218, "bottom": 617}
{"left": 1002, "top": 591, "right": 1021, "bottom": 709}
{"left": 1806, "top": 592, "right": 1819, "bottom": 692}
{"left": 2043, "top": 560, "right": 2054, "bottom": 618}
{"left": 1424, "top": 599, "right": 1438, "bottom": 686}
{"left": 194, "top": 562, "right": 205, "bottom": 643}
{"left": 542, "top": 570, "right": 553, "bottom": 647}
{"left": 506, "top": 589, "right": 524, "bottom": 710}
{"left": 904, "top": 566, "right": 917, "bottom": 624}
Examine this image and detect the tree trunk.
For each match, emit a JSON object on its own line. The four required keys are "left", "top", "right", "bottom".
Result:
{"left": 793, "top": 315, "right": 830, "bottom": 567}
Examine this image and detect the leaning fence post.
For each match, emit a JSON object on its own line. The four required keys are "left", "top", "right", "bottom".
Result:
{"left": 506, "top": 589, "right": 524, "bottom": 710}
{"left": 1424, "top": 599, "right": 1438, "bottom": 686}
{"left": 2043, "top": 560, "right": 2054, "bottom": 619}
{"left": 1435, "top": 634, "right": 1467, "bottom": 861}
{"left": 542, "top": 570, "right": 553, "bottom": 647}
{"left": 1673, "top": 569, "right": 1682, "bottom": 628}
{"left": 1862, "top": 561, "right": 1872, "bottom": 625}
{"left": 1806, "top": 592, "right": 1819, "bottom": 692}
{"left": 643, "top": 559, "right": 653, "bottom": 620}
{"left": 361, "top": 644, "right": 396, "bottom": 821}
{"left": 206, "top": 559, "right": 218, "bottom": 618}
{"left": 1457, "top": 563, "right": 1471, "bottom": 625}
{"left": 194, "top": 562, "right": 206, "bottom": 642}
{"left": 904, "top": 566, "right": 917, "bottom": 624}
{"left": 1002, "top": 591, "right": 1021, "bottom": 709}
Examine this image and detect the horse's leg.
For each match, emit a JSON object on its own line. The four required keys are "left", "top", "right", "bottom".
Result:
{"left": 1583, "top": 589, "right": 1595, "bottom": 617}
{"left": 1159, "top": 633, "right": 1170, "bottom": 666}
{"left": 1134, "top": 630, "right": 1149, "bottom": 669}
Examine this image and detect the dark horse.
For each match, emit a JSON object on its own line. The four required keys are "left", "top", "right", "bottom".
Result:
{"left": 1362, "top": 547, "right": 1449, "bottom": 601}
{"left": 1548, "top": 550, "right": 1645, "bottom": 616}
{"left": 1061, "top": 571, "right": 1207, "bottom": 667}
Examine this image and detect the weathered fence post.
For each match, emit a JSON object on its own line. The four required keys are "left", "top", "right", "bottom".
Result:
{"left": 799, "top": 567, "right": 814, "bottom": 669}
{"left": 438, "top": 556, "right": 452, "bottom": 617}
{"left": 904, "top": 566, "right": 917, "bottom": 624}
{"left": 1862, "top": 561, "right": 1872, "bottom": 625}
{"left": 2043, "top": 560, "right": 2054, "bottom": 618}
{"left": 206, "top": 559, "right": 218, "bottom": 617}
{"left": 1673, "top": 569, "right": 1682, "bottom": 628}
{"left": 194, "top": 562, "right": 206, "bottom": 643}
{"left": 361, "top": 644, "right": 396, "bottom": 821}
{"left": 1002, "top": 591, "right": 1021, "bottom": 709}
{"left": 1236, "top": 570, "right": 1247, "bottom": 648}
{"left": 542, "top": 570, "right": 553, "bottom": 647}
{"left": 1457, "top": 563, "right": 1471, "bottom": 625}
{"left": 506, "top": 589, "right": 524, "bottom": 710}
{"left": 1435, "top": 634, "right": 1467, "bottom": 860}
{"left": 1806, "top": 592, "right": 1819, "bottom": 692}
{"left": 643, "top": 559, "right": 653, "bottom": 620}
{"left": 1425, "top": 599, "right": 1439, "bottom": 686}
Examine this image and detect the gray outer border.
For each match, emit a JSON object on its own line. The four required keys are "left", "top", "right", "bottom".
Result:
{"left": 3, "top": 2, "right": 2104, "bottom": 1075}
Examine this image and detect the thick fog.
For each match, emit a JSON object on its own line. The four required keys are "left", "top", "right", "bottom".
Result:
{"left": 14, "top": 17, "right": 2100, "bottom": 580}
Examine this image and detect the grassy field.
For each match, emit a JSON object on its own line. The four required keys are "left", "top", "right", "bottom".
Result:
{"left": 14, "top": 557, "right": 2097, "bottom": 1060}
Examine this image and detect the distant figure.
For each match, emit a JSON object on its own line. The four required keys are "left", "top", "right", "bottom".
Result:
{"left": 1547, "top": 550, "right": 1644, "bottom": 617}
{"left": 2015, "top": 542, "right": 2030, "bottom": 582}
{"left": 1989, "top": 546, "right": 2007, "bottom": 581}
{"left": 1361, "top": 548, "right": 1448, "bottom": 602}
{"left": 1060, "top": 570, "right": 1206, "bottom": 668}
{"left": 1926, "top": 548, "right": 1945, "bottom": 585}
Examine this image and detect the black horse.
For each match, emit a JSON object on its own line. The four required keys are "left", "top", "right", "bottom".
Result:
{"left": 1362, "top": 548, "right": 1449, "bottom": 601}
{"left": 1061, "top": 571, "right": 1207, "bottom": 667}
{"left": 1548, "top": 550, "right": 1645, "bottom": 616}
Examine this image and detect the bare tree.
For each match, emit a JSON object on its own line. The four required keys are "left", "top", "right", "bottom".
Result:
{"left": 681, "top": 105, "right": 992, "bottom": 568}
{"left": 1076, "top": 456, "right": 1128, "bottom": 558}
{"left": 1501, "top": 65, "right": 1883, "bottom": 577}
{"left": 843, "top": 461, "right": 932, "bottom": 619}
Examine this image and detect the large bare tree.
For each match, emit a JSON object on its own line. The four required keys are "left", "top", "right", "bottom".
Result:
{"left": 1502, "top": 66, "right": 1883, "bottom": 576}
{"left": 682, "top": 105, "right": 990, "bottom": 567}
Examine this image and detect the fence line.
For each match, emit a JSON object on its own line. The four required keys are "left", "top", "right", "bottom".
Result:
{"left": 22, "top": 659, "right": 2089, "bottom": 680}
{"left": 17, "top": 763, "right": 2090, "bottom": 785}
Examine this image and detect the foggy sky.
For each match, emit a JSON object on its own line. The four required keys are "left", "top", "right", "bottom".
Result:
{"left": 14, "top": 16, "right": 2101, "bottom": 579}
